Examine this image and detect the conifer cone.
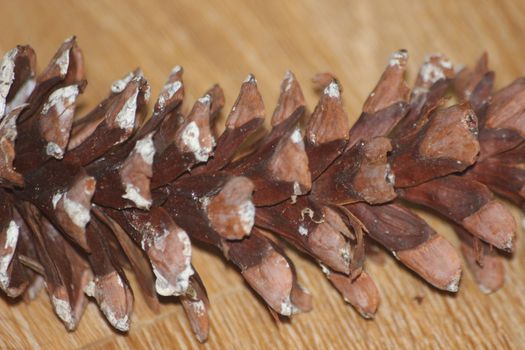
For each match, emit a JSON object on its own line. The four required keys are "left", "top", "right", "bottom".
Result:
{"left": 0, "top": 37, "right": 522, "bottom": 342}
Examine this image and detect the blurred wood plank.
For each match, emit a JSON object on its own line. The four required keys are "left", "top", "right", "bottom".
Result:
{"left": 0, "top": 0, "right": 524, "bottom": 348}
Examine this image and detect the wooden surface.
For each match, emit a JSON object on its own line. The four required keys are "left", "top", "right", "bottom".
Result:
{"left": 1, "top": 0, "right": 524, "bottom": 349}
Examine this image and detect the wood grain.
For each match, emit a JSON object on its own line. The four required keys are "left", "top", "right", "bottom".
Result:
{"left": 0, "top": 0, "right": 524, "bottom": 349}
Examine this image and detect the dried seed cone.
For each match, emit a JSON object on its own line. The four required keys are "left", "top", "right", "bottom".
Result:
{"left": 0, "top": 38, "right": 522, "bottom": 342}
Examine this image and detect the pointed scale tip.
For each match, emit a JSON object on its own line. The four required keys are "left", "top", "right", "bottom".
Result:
{"left": 207, "top": 176, "right": 255, "bottom": 240}
{"left": 243, "top": 73, "right": 257, "bottom": 84}
{"left": 388, "top": 49, "right": 408, "bottom": 67}
{"left": 271, "top": 70, "right": 305, "bottom": 126}
{"left": 460, "top": 242, "right": 505, "bottom": 294}
{"left": 395, "top": 235, "right": 463, "bottom": 292}
{"left": 324, "top": 269, "right": 380, "bottom": 318}
{"left": 242, "top": 250, "right": 296, "bottom": 316}
{"left": 462, "top": 200, "right": 517, "bottom": 252}
{"left": 323, "top": 81, "right": 341, "bottom": 99}
{"left": 308, "top": 221, "right": 351, "bottom": 274}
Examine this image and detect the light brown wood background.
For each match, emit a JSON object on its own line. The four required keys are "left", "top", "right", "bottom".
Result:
{"left": 0, "top": 0, "right": 524, "bottom": 349}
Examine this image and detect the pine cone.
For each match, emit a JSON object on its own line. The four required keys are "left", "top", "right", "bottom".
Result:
{"left": 0, "top": 37, "right": 522, "bottom": 342}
